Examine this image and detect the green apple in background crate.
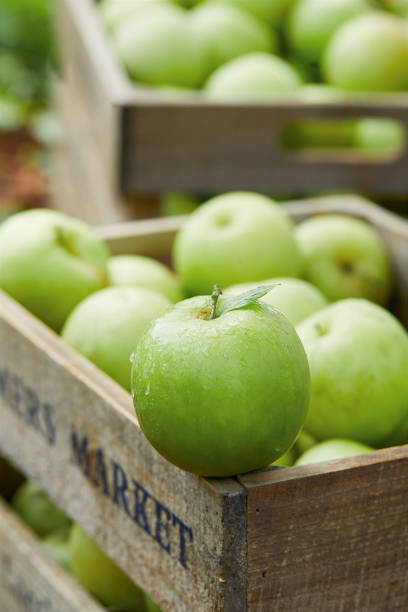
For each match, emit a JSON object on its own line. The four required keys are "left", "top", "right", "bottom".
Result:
{"left": 295, "top": 438, "right": 374, "bottom": 466}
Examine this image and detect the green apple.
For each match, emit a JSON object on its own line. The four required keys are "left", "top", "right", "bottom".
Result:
{"left": 273, "top": 445, "right": 297, "bottom": 466}
{"left": 286, "top": 0, "right": 369, "bottom": 63}
{"left": 296, "top": 299, "right": 408, "bottom": 446}
{"left": 297, "top": 83, "right": 342, "bottom": 102}
{"left": 382, "top": 0, "right": 408, "bottom": 15}
{"left": 323, "top": 12, "right": 408, "bottom": 91}
{"left": 173, "top": 192, "right": 302, "bottom": 296}
{"left": 62, "top": 287, "right": 171, "bottom": 391}
{"left": 221, "top": 0, "right": 292, "bottom": 27}
{"left": 295, "top": 214, "right": 392, "bottom": 305}
{"left": 131, "top": 287, "right": 310, "bottom": 476}
{"left": 100, "top": 0, "right": 166, "bottom": 32}
{"left": 11, "top": 481, "right": 71, "bottom": 538}
{"left": 295, "top": 438, "right": 374, "bottom": 465}
{"left": 113, "top": 4, "right": 209, "bottom": 87}
{"left": 225, "top": 277, "right": 328, "bottom": 326}
{"left": 70, "top": 524, "right": 145, "bottom": 611}
{"left": 0, "top": 209, "right": 109, "bottom": 331}
{"left": 159, "top": 191, "right": 200, "bottom": 216}
{"left": 42, "top": 527, "right": 72, "bottom": 573}
{"left": 190, "top": 2, "right": 277, "bottom": 74}
{"left": 108, "top": 255, "right": 183, "bottom": 303}
{"left": 204, "top": 52, "right": 302, "bottom": 99}
{"left": 353, "top": 118, "right": 405, "bottom": 154}
{"left": 294, "top": 429, "right": 317, "bottom": 455}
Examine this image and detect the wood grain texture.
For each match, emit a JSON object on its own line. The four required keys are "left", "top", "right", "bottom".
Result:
{"left": 239, "top": 446, "right": 408, "bottom": 611}
{"left": 0, "top": 293, "right": 247, "bottom": 611}
{"left": 57, "top": 0, "right": 408, "bottom": 195}
{"left": 0, "top": 498, "right": 103, "bottom": 612}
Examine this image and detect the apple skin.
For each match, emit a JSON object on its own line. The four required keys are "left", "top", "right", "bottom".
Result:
{"left": 69, "top": 524, "right": 145, "bottom": 611}
{"left": 295, "top": 438, "right": 374, "bottom": 466}
{"left": 190, "top": 2, "right": 277, "bottom": 74}
{"left": 286, "top": 0, "right": 369, "bottom": 63}
{"left": 204, "top": 52, "right": 302, "bottom": 100}
{"left": 62, "top": 287, "right": 171, "bottom": 391}
{"left": 159, "top": 191, "right": 200, "bottom": 216}
{"left": 11, "top": 481, "right": 71, "bottom": 538}
{"left": 323, "top": 12, "right": 408, "bottom": 91}
{"left": 0, "top": 209, "right": 109, "bottom": 331}
{"left": 225, "top": 277, "right": 328, "bottom": 326}
{"left": 100, "top": 0, "right": 166, "bottom": 32}
{"left": 173, "top": 192, "right": 302, "bottom": 296}
{"left": 144, "top": 594, "right": 163, "bottom": 612}
{"left": 221, "top": 0, "right": 292, "bottom": 27}
{"left": 353, "top": 118, "right": 405, "bottom": 154}
{"left": 42, "top": 527, "right": 72, "bottom": 573}
{"left": 108, "top": 255, "right": 183, "bottom": 303}
{"left": 296, "top": 299, "right": 408, "bottom": 446}
{"left": 131, "top": 295, "right": 310, "bottom": 477}
{"left": 295, "top": 214, "right": 392, "bottom": 305}
{"left": 113, "top": 4, "right": 209, "bottom": 87}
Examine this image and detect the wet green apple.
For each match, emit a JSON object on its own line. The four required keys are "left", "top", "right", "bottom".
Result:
{"left": 286, "top": 0, "right": 369, "bottom": 63}
{"left": 295, "top": 214, "right": 392, "bottom": 305}
{"left": 0, "top": 209, "right": 109, "bottom": 331}
{"left": 108, "top": 255, "right": 183, "bottom": 303}
{"left": 131, "top": 290, "right": 310, "bottom": 477}
{"left": 173, "top": 192, "right": 302, "bottom": 296}
{"left": 297, "top": 299, "right": 408, "bottom": 446}
{"left": 113, "top": 3, "right": 209, "bottom": 87}
{"left": 225, "top": 277, "right": 328, "bottom": 325}
{"left": 190, "top": 2, "right": 276, "bottom": 73}
{"left": 11, "top": 481, "right": 71, "bottom": 538}
{"left": 70, "top": 524, "right": 145, "bottom": 611}
{"left": 324, "top": 12, "right": 408, "bottom": 91}
{"left": 62, "top": 287, "right": 171, "bottom": 391}
{"left": 295, "top": 438, "right": 374, "bottom": 465}
{"left": 204, "top": 52, "right": 302, "bottom": 99}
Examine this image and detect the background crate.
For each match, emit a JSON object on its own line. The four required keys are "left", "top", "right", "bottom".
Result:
{"left": 0, "top": 498, "right": 104, "bottom": 612}
{"left": 1, "top": 197, "right": 408, "bottom": 611}
{"left": 56, "top": 0, "right": 408, "bottom": 211}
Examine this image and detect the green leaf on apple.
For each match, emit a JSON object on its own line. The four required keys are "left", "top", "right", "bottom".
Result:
{"left": 217, "top": 283, "right": 280, "bottom": 317}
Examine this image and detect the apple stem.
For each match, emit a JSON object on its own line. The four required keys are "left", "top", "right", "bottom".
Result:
{"left": 209, "top": 284, "right": 222, "bottom": 320}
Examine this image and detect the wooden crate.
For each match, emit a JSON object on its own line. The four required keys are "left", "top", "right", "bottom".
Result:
{"left": 0, "top": 498, "right": 104, "bottom": 612}
{"left": 56, "top": 0, "right": 408, "bottom": 207}
{"left": 1, "top": 196, "right": 408, "bottom": 611}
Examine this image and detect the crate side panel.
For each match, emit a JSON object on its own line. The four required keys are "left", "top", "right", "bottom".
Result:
{"left": 241, "top": 450, "right": 408, "bottom": 611}
{"left": 0, "top": 499, "right": 104, "bottom": 612}
{"left": 0, "top": 295, "right": 245, "bottom": 611}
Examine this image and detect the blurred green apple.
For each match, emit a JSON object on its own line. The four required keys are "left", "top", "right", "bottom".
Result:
{"left": 190, "top": 2, "right": 276, "bottom": 73}
{"left": 99, "top": 0, "right": 165, "bottom": 32}
{"left": 225, "top": 277, "right": 328, "bottom": 325}
{"left": 11, "top": 481, "right": 71, "bottom": 538}
{"left": 70, "top": 524, "right": 145, "bottom": 611}
{"left": 62, "top": 287, "right": 171, "bottom": 391}
{"left": 113, "top": 4, "right": 209, "bottom": 87}
{"left": 286, "top": 0, "right": 369, "bottom": 63}
{"left": 295, "top": 214, "right": 392, "bottom": 305}
{"left": 295, "top": 438, "right": 374, "bottom": 465}
{"left": 108, "top": 255, "right": 183, "bottom": 303}
{"left": 324, "top": 12, "right": 408, "bottom": 91}
{"left": 173, "top": 192, "right": 302, "bottom": 296}
{"left": 132, "top": 289, "right": 310, "bottom": 476}
{"left": 273, "top": 445, "right": 297, "bottom": 466}
{"left": 222, "top": 0, "right": 292, "bottom": 26}
{"left": 204, "top": 52, "right": 302, "bottom": 99}
{"left": 353, "top": 118, "right": 405, "bottom": 154}
{"left": 42, "top": 527, "right": 72, "bottom": 573}
{"left": 159, "top": 191, "right": 200, "bottom": 216}
{"left": 144, "top": 593, "right": 163, "bottom": 612}
{"left": 297, "top": 299, "right": 408, "bottom": 446}
{"left": 0, "top": 209, "right": 109, "bottom": 331}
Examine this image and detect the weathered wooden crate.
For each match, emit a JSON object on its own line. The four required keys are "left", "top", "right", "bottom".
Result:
{"left": 56, "top": 0, "right": 408, "bottom": 209}
{"left": 0, "top": 498, "right": 104, "bottom": 612}
{"left": 1, "top": 196, "right": 408, "bottom": 611}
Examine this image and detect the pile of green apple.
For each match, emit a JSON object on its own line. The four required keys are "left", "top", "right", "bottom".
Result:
{"left": 99, "top": 0, "right": 408, "bottom": 152}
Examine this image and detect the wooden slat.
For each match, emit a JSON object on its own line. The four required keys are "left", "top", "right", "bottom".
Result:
{"left": 0, "top": 498, "right": 104, "bottom": 612}
{"left": 0, "top": 293, "right": 246, "bottom": 612}
{"left": 239, "top": 446, "right": 408, "bottom": 611}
